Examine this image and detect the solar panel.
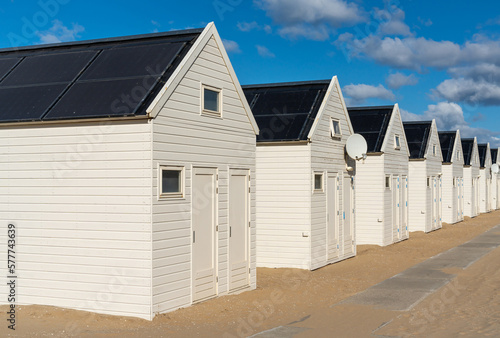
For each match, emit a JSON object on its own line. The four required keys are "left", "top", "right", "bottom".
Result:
{"left": 1, "top": 51, "right": 97, "bottom": 86}
{"left": 249, "top": 88, "right": 324, "bottom": 116}
{"left": 79, "top": 42, "right": 186, "bottom": 80}
{"left": 44, "top": 78, "right": 155, "bottom": 120}
{"left": 255, "top": 114, "right": 309, "bottom": 142}
{"left": 0, "top": 84, "right": 67, "bottom": 122}
{"left": 403, "top": 122, "right": 431, "bottom": 159}
{"left": 0, "top": 58, "right": 22, "bottom": 81}
{"left": 348, "top": 107, "right": 393, "bottom": 153}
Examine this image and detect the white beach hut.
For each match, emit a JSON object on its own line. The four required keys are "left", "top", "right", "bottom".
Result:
{"left": 462, "top": 138, "right": 480, "bottom": 218}
{"left": 478, "top": 143, "right": 492, "bottom": 213}
{"left": 0, "top": 23, "right": 259, "bottom": 320}
{"left": 348, "top": 105, "right": 410, "bottom": 246}
{"left": 243, "top": 78, "right": 358, "bottom": 270}
{"left": 491, "top": 148, "right": 499, "bottom": 210}
{"left": 403, "top": 120, "right": 443, "bottom": 233}
{"left": 438, "top": 131, "right": 465, "bottom": 224}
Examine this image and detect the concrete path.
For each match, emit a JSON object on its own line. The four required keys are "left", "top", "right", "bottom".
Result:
{"left": 251, "top": 225, "right": 500, "bottom": 337}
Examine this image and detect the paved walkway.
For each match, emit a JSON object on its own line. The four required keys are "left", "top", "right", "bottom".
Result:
{"left": 251, "top": 225, "right": 500, "bottom": 337}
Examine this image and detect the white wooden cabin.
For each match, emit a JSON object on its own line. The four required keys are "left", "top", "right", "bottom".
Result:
{"left": 491, "top": 148, "right": 499, "bottom": 210}
{"left": 478, "top": 143, "right": 492, "bottom": 213}
{"left": 0, "top": 23, "right": 259, "bottom": 320}
{"left": 461, "top": 138, "right": 480, "bottom": 218}
{"left": 438, "top": 131, "right": 465, "bottom": 224}
{"left": 403, "top": 120, "right": 443, "bottom": 233}
{"left": 243, "top": 78, "right": 357, "bottom": 270}
{"left": 348, "top": 105, "right": 410, "bottom": 246}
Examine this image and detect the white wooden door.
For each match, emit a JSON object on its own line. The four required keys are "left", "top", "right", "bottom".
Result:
{"left": 393, "top": 176, "right": 401, "bottom": 241}
{"left": 327, "top": 173, "right": 339, "bottom": 261}
{"left": 402, "top": 176, "right": 409, "bottom": 238}
{"left": 457, "top": 178, "right": 462, "bottom": 221}
{"left": 438, "top": 177, "right": 442, "bottom": 228}
{"left": 432, "top": 177, "right": 438, "bottom": 230}
{"left": 476, "top": 177, "right": 480, "bottom": 215}
{"left": 343, "top": 175, "right": 354, "bottom": 255}
{"left": 192, "top": 168, "right": 217, "bottom": 302}
{"left": 228, "top": 169, "right": 250, "bottom": 292}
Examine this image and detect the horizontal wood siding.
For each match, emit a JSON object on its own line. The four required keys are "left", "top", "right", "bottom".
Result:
{"left": 0, "top": 121, "right": 153, "bottom": 319}
{"left": 310, "top": 80, "right": 354, "bottom": 270}
{"left": 354, "top": 156, "right": 385, "bottom": 245}
{"left": 256, "top": 145, "right": 311, "bottom": 269}
{"left": 408, "top": 162, "right": 427, "bottom": 231}
{"left": 151, "top": 36, "right": 257, "bottom": 315}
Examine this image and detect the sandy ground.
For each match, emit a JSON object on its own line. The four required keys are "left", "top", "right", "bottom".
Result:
{"left": 1, "top": 210, "right": 500, "bottom": 337}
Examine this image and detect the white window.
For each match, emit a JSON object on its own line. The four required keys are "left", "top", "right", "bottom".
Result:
{"left": 202, "top": 85, "right": 221, "bottom": 117}
{"left": 385, "top": 175, "right": 391, "bottom": 189}
{"left": 314, "top": 173, "right": 324, "bottom": 192}
{"left": 394, "top": 135, "right": 401, "bottom": 150}
{"left": 330, "top": 118, "right": 342, "bottom": 138}
{"left": 432, "top": 144, "right": 437, "bottom": 156}
{"left": 159, "top": 166, "right": 184, "bottom": 198}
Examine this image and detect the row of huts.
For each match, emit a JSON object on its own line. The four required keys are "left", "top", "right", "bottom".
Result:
{"left": 0, "top": 23, "right": 499, "bottom": 320}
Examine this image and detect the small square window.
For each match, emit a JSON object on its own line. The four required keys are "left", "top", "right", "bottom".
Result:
{"left": 395, "top": 135, "right": 401, "bottom": 150}
{"left": 314, "top": 173, "right": 323, "bottom": 192}
{"left": 202, "top": 86, "right": 221, "bottom": 116}
{"left": 432, "top": 144, "right": 437, "bottom": 156}
{"left": 385, "top": 175, "right": 391, "bottom": 189}
{"left": 330, "top": 119, "right": 342, "bottom": 138}
{"left": 160, "top": 166, "right": 184, "bottom": 198}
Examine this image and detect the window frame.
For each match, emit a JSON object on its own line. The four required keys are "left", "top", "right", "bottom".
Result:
{"left": 201, "top": 84, "right": 222, "bottom": 118}
{"left": 385, "top": 175, "right": 391, "bottom": 190}
{"left": 159, "top": 165, "right": 185, "bottom": 199}
{"left": 330, "top": 118, "right": 342, "bottom": 139}
{"left": 427, "top": 177, "right": 431, "bottom": 188}
{"left": 394, "top": 135, "right": 401, "bottom": 150}
{"left": 432, "top": 144, "right": 437, "bottom": 156}
{"left": 313, "top": 172, "right": 324, "bottom": 193}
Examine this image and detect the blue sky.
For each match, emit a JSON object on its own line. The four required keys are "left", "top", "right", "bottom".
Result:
{"left": 1, "top": 0, "right": 500, "bottom": 146}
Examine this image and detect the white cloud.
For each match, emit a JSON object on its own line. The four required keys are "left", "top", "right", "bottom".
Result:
{"left": 386, "top": 72, "right": 418, "bottom": 89}
{"left": 256, "top": 45, "right": 275, "bottom": 58}
{"left": 255, "top": 0, "right": 365, "bottom": 40}
{"left": 36, "top": 20, "right": 84, "bottom": 44}
{"left": 222, "top": 39, "right": 241, "bottom": 54}
{"left": 374, "top": 6, "right": 412, "bottom": 37}
{"left": 434, "top": 78, "right": 500, "bottom": 106}
{"left": 343, "top": 84, "right": 395, "bottom": 105}
{"left": 400, "top": 102, "right": 500, "bottom": 146}
{"left": 237, "top": 21, "right": 272, "bottom": 33}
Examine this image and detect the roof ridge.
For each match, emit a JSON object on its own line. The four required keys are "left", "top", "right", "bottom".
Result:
{"left": 242, "top": 80, "right": 331, "bottom": 89}
{"left": 0, "top": 28, "right": 204, "bottom": 54}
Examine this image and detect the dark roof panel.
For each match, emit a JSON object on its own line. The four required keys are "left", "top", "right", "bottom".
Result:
{"left": 242, "top": 81, "right": 330, "bottom": 142}
{"left": 403, "top": 121, "right": 432, "bottom": 159}
{"left": 0, "top": 29, "right": 202, "bottom": 123}
{"left": 462, "top": 138, "right": 475, "bottom": 166}
{"left": 438, "top": 131, "right": 457, "bottom": 163}
{"left": 478, "top": 144, "right": 489, "bottom": 168}
{"left": 347, "top": 106, "right": 393, "bottom": 153}
{"left": 492, "top": 148, "right": 498, "bottom": 164}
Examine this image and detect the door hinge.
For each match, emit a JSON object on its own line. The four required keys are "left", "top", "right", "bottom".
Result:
{"left": 216, "top": 276, "right": 218, "bottom": 282}
{"left": 249, "top": 187, "right": 251, "bottom": 193}
{"left": 216, "top": 225, "right": 219, "bottom": 231}
{"left": 249, "top": 268, "right": 251, "bottom": 274}
{"left": 248, "top": 221, "right": 251, "bottom": 227}
{"left": 229, "top": 226, "right": 232, "bottom": 237}
{"left": 193, "top": 231, "right": 196, "bottom": 243}
{"left": 216, "top": 187, "right": 219, "bottom": 194}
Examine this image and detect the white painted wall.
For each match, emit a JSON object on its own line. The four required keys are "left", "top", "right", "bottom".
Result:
{"left": 256, "top": 144, "right": 311, "bottom": 269}
{"left": 0, "top": 121, "right": 154, "bottom": 319}
{"left": 151, "top": 35, "right": 257, "bottom": 314}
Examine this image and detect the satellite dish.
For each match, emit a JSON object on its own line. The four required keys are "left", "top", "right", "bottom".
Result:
{"left": 346, "top": 134, "right": 368, "bottom": 161}
{"left": 492, "top": 164, "right": 499, "bottom": 174}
